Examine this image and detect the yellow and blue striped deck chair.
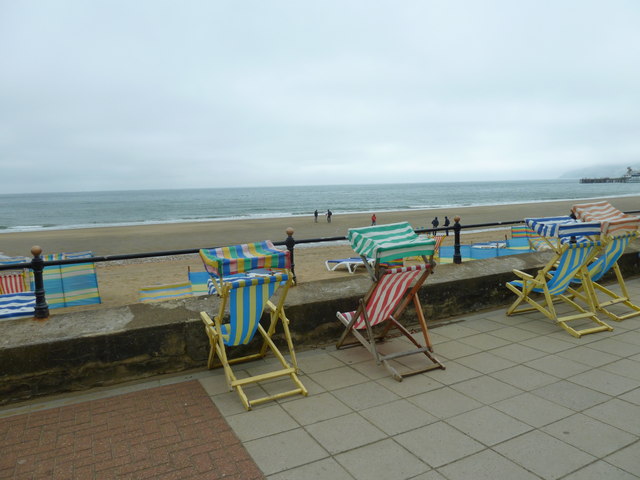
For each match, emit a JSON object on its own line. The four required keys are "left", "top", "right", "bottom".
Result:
{"left": 569, "top": 201, "right": 640, "bottom": 322}
{"left": 199, "top": 241, "right": 306, "bottom": 410}
{"left": 506, "top": 240, "right": 613, "bottom": 338}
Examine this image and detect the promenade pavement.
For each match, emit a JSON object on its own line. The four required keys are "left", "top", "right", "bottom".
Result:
{"left": 2, "top": 278, "right": 640, "bottom": 479}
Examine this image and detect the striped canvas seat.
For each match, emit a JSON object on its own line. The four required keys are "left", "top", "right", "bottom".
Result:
{"left": 0, "top": 292, "right": 36, "bottom": 321}
{"left": 336, "top": 264, "right": 444, "bottom": 380}
{"left": 0, "top": 272, "right": 29, "bottom": 294}
{"left": 572, "top": 200, "right": 640, "bottom": 235}
{"left": 41, "top": 252, "right": 101, "bottom": 309}
{"left": 569, "top": 202, "right": 640, "bottom": 321}
{"left": 348, "top": 222, "right": 436, "bottom": 265}
{"left": 506, "top": 241, "right": 613, "bottom": 338}
{"left": 525, "top": 216, "right": 601, "bottom": 252}
{"left": 568, "top": 232, "right": 640, "bottom": 322}
{"left": 199, "top": 247, "right": 306, "bottom": 411}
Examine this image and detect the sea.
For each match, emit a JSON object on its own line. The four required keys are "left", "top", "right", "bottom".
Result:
{"left": 1, "top": 179, "right": 639, "bottom": 233}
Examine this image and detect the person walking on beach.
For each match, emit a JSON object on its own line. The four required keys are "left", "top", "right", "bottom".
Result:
{"left": 314, "top": 210, "right": 318, "bottom": 223}
{"left": 444, "top": 216, "right": 450, "bottom": 236}
{"left": 326, "top": 209, "right": 332, "bottom": 223}
{"left": 371, "top": 213, "right": 377, "bottom": 226}
{"left": 431, "top": 216, "right": 439, "bottom": 234}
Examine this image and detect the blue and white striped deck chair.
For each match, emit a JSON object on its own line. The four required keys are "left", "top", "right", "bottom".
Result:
{"left": 0, "top": 292, "right": 35, "bottom": 321}
{"left": 525, "top": 216, "right": 602, "bottom": 253}
{"left": 506, "top": 239, "right": 613, "bottom": 338}
{"left": 568, "top": 202, "right": 640, "bottom": 322}
{"left": 200, "top": 271, "right": 307, "bottom": 410}
{"left": 567, "top": 232, "right": 640, "bottom": 322}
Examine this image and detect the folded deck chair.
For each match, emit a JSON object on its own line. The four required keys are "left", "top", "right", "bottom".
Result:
{"left": 337, "top": 264, "right": 445, "bottom": 380}
{"left": 325, "top": 257, "right": 373, "bottom": 274}
{"left": 337, "top": 223, "right": 443, "bottom": 380}
{"left": 569, "top": 201, "right": 640, "bottom": 321}
{"left": 199, "top": 241, "right": 306, "bottom": 410}
{"left": 0, "top": 292, "right": 36, "bottom": 320}
{"left": 506, "top": 239, "right": 613, "bottom": 338}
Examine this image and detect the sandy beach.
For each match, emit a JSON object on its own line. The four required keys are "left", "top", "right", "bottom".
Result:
{"left": 2, "top": 196, "right": 638, "bottom": 311}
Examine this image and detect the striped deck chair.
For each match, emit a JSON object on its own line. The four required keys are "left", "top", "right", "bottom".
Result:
{"left": 0, "top": 292, "right": 36, "bottom": 321}
{"left": 200, "top": 272, "right": 307, "bottom": 410}
{"left": 525, "top": 216, "right": 601, "bottom": 253}
{"left": 0, "top": 271, "right": 29, "bottom": 294}
{"left": 348, "top": 222, "right": 437, "bottom": 280}
{"left": 572, "top": 200, "right": 640, "bottom": 235}
{"left": 506, "top": 241, "right": 613, "bottom": 338}
{"left": 41, "top": 252, "right": 101, "bottom": 308}
{"left": 569, "top": 201, "right": 640, "bottom": 321}
{"left": 336, "top": 264, "right": 444, "bottom": 380}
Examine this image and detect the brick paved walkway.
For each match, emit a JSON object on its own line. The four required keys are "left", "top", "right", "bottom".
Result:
{"left": 0, "top": 381, "right": 264, "bottom": 480}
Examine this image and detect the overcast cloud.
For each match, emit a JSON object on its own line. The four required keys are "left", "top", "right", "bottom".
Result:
{"left": 1, "top": 1, "right": 639, "bottom": 193}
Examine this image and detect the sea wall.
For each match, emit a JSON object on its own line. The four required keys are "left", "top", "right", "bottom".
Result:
{"left": 2, "top": 247, "right": 639, "bottom": 406}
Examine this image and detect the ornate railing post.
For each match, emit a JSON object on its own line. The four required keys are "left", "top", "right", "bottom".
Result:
{"left": 285, "top": 227, "right": 297, "bottom": 285}
{"left": 453, "top": 216, "right": 462, "bottom": 264}
{"left": 31, "top": 245, "right": 50, "bottom": 319}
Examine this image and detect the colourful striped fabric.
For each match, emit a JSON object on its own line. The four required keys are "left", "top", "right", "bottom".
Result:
{"left": 221, "top": 273, "right": 287, "bottom": 346}
{"left": 139, "top": 282, "right": 193, "bottom": 303}
{"left": 0, "top": 256, "right": 29, "bottom": 265}
{"left": 338, "top": 265, "right": 426, "bottom": 330}
{"left": 40, "top": 252, "right": 101, "bottom": 309}
{"left": 199, "top": 241, "right": 290, "bottom": 277}
{"left": 511, "top": 225, "right": 536, "bottom": 238}
{"left": 188, "top": 271, "right": 211, "bottom": 296}
{"left": 0, "top": 272, "right": 28, "bottom": 294}
{"left": 509, "top": 241, "right": 601, "bottom": 295}
{"left": 348, "top": 223, "right": 436, "bottom": 262}
{"left": 525, "top": 216, "right": 601, "bottom": 239}
{"left": 0, "top": 292, "right": 35, "bottom": 320}
{"left": 583, "top": 232, "right": 636, "bottom": 283}
{"left": 572, "top": 201, "right": 640, "bottom": 235}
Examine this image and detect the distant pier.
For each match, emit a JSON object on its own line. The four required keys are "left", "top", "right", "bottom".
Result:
{"left": 580, "top": 177, "right": 629, "bottom": 183}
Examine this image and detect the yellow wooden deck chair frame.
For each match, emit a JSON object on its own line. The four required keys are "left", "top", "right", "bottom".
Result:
{"left": 566, "top": 232, "right": 640, "bottom": 322}
{"left": 199, "top": 241, "right": 307, "bottom": 410}
{"left": 506, "top": 240, "right": 613, "bottom": 338}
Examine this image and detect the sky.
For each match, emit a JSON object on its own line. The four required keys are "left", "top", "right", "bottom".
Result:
{"left": 1, "top": 1, "right": 639, "bottom": 193}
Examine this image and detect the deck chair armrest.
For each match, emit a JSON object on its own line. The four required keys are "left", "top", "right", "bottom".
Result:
{"left": 511, "top": 269, "right": 534, "bottom": 281}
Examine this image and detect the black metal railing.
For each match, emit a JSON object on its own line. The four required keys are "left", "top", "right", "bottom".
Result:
{"left": 2, "top": 210, "right": 639, "bottom": 319}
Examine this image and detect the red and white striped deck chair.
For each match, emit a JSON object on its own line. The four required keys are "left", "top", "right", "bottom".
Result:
{"left": 336, "top": 264, "right": 445, "bottom": 380}
{"left": 0, "top": 272, "right": 29, "bottom": 294}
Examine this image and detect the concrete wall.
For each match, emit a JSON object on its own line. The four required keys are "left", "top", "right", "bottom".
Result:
{"left": 2, "top": 247, "right": 639, "bottom": 405}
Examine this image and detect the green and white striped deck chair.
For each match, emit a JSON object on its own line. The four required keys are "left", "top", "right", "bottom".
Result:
{"left": 337, "top": 223, "right": 443, "bottom": 380}
{"left": 199, "top": 242, "right": 306, "bottom": 410}
{"left": 348, "top": 222, "right": 437, "bottom": 280}
{"left": 506, "top": 240, "right": 613, "bottom": 338}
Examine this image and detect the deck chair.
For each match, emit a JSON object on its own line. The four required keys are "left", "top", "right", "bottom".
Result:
{"left": 337, "top": 223, "right": 444, "bottom": 380}
{"left": 506, "top": 240, "right": 613, "bottom": 338}
{"left": 569, "top": 201, "right": 640, "bottom": 321}
{"left": 337, "top": 264, "right": 444, "bottom": 380}
{"left": 199, "top": 241, "right": 307, "bottom": 410}
{"left": 0, "top": 271, "right": 29, "bottom": 294}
